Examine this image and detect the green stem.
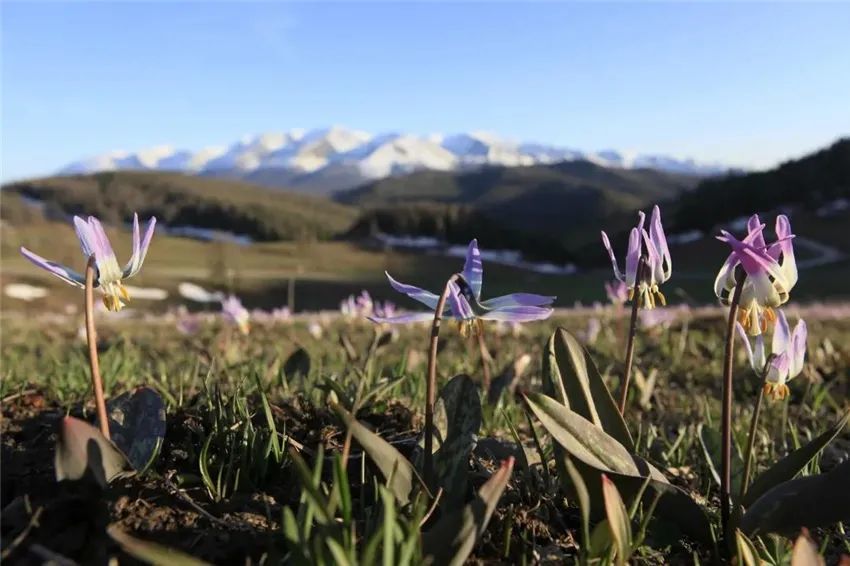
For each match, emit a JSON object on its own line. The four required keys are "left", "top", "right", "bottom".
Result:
{"left": 424, "top": 273, "right": 460, "bottom": 487}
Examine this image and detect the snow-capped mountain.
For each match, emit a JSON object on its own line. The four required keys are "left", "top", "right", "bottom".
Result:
{"left": 58, "top": 127, "right": 731, "bottom": 193}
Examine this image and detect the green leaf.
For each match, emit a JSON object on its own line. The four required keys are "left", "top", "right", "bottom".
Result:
{"left": 734, "top": 529, "right": 762, "bottom": 566}
{"left": 741, "top": 459, "right": 850, "bottom": 536}
{"left": 744, "top": 411, "right": 849, "bottom": 507}
{"left": 55, "top": 416, "right": 133, "bottom": 487}
{"left": 524, "top": 392, "right": 712, "bottom": 544}
{"left": 433, "top": 374, "right": 482, "bottom": 507}
{"left": 602, "top": 475, "right": 632, "bottom": 566}
{"left": 422, "top": 457, "right": 514, "bottom": 566}
{"left": 332, "top": 404, "right": 421, "bottom": 505}
{"left": 107, "top": 524, "right": 211, "bottom": 565}
{"left": 542, "top": 328, "right": 633, "bottom": 450}
{"left": 107, "top": 387, "right": 166, "bottom": 473}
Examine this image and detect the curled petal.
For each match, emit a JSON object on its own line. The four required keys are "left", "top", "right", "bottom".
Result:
{"left": 385, "top": 272, "right": 439, "bottom": 310}
{"left": 462, "top": 239, "right": 483, "bottom": 300}
{"left": 747, "top": 214, "right": 766, "bottom": 250}
{"left": 123, "top": 214, "right": 157, "bottom": 278}
{"left": 478, "top": 306, "right": 553, "bottom": 323}
{"left": 481, "top": 292, "right": 555, "bottom": 309}
{"left": 765, "top": 352, "right": 790, "bottom": 385}
{"left": 640, "top": 229, "right": 662, "bottom": 285}
{"left": 601, "top": 231, "right": 624, "bottom": 282}
{"left": 73, "top": 216, "right": 96, "bottom": 258}
{"left": 368, "top": 312, "right": 436, "bottom": 325}
{"left": 714, "top": 252, "right": 739, "bottom": 302}
{"left": 20, "top": 247, "right": 86, "bottom": 288}
{"left": 87, "top": 217, "right": 118, "bottom": 264}
{"left": 768, "top": 215, "right": 798, "bottom": 290}
{"left": 788, "top": 319, "right": 807, "bottom": 379}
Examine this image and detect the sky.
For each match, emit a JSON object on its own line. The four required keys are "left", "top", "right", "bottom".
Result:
{"left": 2, "top": 2, "right": 849, "bottom": 182}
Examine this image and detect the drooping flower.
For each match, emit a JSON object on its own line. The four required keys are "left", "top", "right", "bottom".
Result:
{"left": 370, "top": 239, "right": 555, "bottom": 332}
{"left": 20, "top": 214, "right": 156, "bottom": 312}
{"left": 220, "top": 295, "right": 250, "bottom": 334}
{"left": 736, "top": 310, "right": 806, "bottom": 400}
{"left": 604, "top": 280, "right": 629, "bottom": 305}
{"left": 716, "top": 214, "right": 797, "bottom": 335}
{"left": 601, "top": 205, "right": 671, "bottom": 309}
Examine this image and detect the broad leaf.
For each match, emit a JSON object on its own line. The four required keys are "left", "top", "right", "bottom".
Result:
{"left": 55, "top": 416, "right": 133, "bottom": 487}
{"left": 107, "top": 387, "right": 166, "bottom": 473}
{"left": 542, "top": 328, "right": 633, "bottom": 450}
{"left": 525, "top": 392, "right": 712, "bottom": 543}
{"left": 108, "top": 525, "right": 211, "bottom": 565}
{"left": 422, "top": 457, "right": 514, "bottom": 566}
{"left": 332, "top": 404, "right": 420, "bottom": 505}
{"left": 741, "top": 459, "right": 850, "bottom": 535}
{"left": 744, "top": 411, "right": 849, "bottom": 507}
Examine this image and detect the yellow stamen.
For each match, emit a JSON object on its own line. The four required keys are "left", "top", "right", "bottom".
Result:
{"left": 763, "top": 382, "right": 789, "bottom": 401}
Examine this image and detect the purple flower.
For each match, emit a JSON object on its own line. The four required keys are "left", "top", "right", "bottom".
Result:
{"left": 220, "top": 295, "right": 250, "bottom": 334}
{"left": 601, "top": 205, "right": 671, "bottom": 309}
{"left": 604, "top": 280, "right": 629, "bottom": 305}
{"left": 370, "top": 239, "right": 555, "bottom": 329}
{"left": 736, "top": 310, "right": 806, "bottom": 401}
{"left": 715, "top": 214, "right": 797, "bottom": 335}
{"left": 20, "top": 213, "right": 156, "bottom": 312}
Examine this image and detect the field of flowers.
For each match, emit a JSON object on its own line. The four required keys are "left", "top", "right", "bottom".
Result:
{"left": 2, "top": 208, "right": 850, "bottom": 565}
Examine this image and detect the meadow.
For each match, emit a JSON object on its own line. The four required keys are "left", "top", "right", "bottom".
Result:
{"left": 2, "top": 296, "right": 849, "bottom": 563}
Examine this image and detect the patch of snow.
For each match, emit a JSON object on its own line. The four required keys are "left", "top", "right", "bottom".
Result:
{"left": 4, "top": 283, "right": 48, "bottom": 301}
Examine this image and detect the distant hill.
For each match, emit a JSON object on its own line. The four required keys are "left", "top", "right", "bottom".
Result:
{"left": 675, "top": 138, "right": 850, "bottom": 231}
{"left": 1, "top": 171, "right": 357, "bottom": 242}
{"left": 338, "top": 160, "right": 698, "bottom": 251}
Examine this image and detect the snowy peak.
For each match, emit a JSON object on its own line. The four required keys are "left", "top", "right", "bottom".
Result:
{"left": 58, "top": 126, "right": 732, "bottom": 190}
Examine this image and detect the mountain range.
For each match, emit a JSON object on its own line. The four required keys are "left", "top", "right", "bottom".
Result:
{"left": 58, "top": 126, "right": 731, "bottom": 193}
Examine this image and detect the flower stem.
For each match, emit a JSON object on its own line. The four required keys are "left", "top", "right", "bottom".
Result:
{"left": 84, "top": 255, "right": 110, "bottom": 439}
{"left": 739, "top": 384, "right": 765, "bottom": 501}
{"left": 618, "top": 257, "right": 647, "bottom": 414}
{"left": 721, "top": 273, "right": 746, "bottom": 536}
{"left": 424, "top": 273, "right": 460, "bottom": 487}
{"left": 477, "top": 328, "right": 492, "bottom": 392}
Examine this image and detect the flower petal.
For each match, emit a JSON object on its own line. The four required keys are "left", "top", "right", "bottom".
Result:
{"left": 87, "top": 216, "right": 118, "bottom": 264}
{"left": 773, "top": 310, "right": 791, "bottom": 354}
{"left": 640, "top": 229, "right": 662, "bottom": 285}
{"left": 714, "top": 252, "right": 739, "bottom": 302}
{"left": 765, "top": 352, "right": 790, "bottom": 385}
{"left": 385, "top": 272, "right": 440, "bottom": 310}
{"left": 462, "top": 239, "right": 483, "bottom": 300}
{"left": 767, "top": 215, "right": 798, "bottom": 290}
{"left": 789, "top": 318, "right": 807, "bottom": 379}
{"left": 20, "top": 247, "right": 86, "bottom": 288}
{"left": 481, "top": 292, "right": 556, "bottom": 309}
{"left": 649, "top": 205, "right": 671, "bottom": 282}
{"left": 448, "top": 281, "right": 474, "bottom": 320}
{"left": 123, "top": 214, "right": 157, "bottom": 278}
{"left": 625, "top": 227, "right": 642, "bottom": 288}
{"left": 601, "top": 231, "right": 625, "bottom": 282}
{"left": 747, "top": 214, "right": 766, "bottom": 250}
{"left": 368, "top": 312, "right": 437, "bottom": 324}
{"left": 736, "top": 321, "right": 755, "bottom": 372}
{"left": 479, "top": 306, "right": 554, "bottom": 322}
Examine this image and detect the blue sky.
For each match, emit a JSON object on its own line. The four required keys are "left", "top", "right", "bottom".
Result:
{"left": 2, "top": 2, "right": 849, "bottom": 181}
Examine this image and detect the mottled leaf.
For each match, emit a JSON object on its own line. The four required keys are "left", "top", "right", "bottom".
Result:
{"left": 108, "top": 524, "right": 211, "bottom": 565}
{"left": 55, "top": 416, "right": 133, "bottom": 487}
{"left": 741, "top": 459, "right": 850, "bottom": 535}
{"left": 744, "top": 411, "right": 849, "bottom": 507}
{"left": 542, "top": 328, "right": 633, "bottom": 450}
{"left": 423, "top": 457, "right": 514, "bottom": 566}
{"left": 107, "top": 386, "right": 166, "bottom": 472}
{"left": 332, "top": 404, "right": 420, "bottom": 505}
